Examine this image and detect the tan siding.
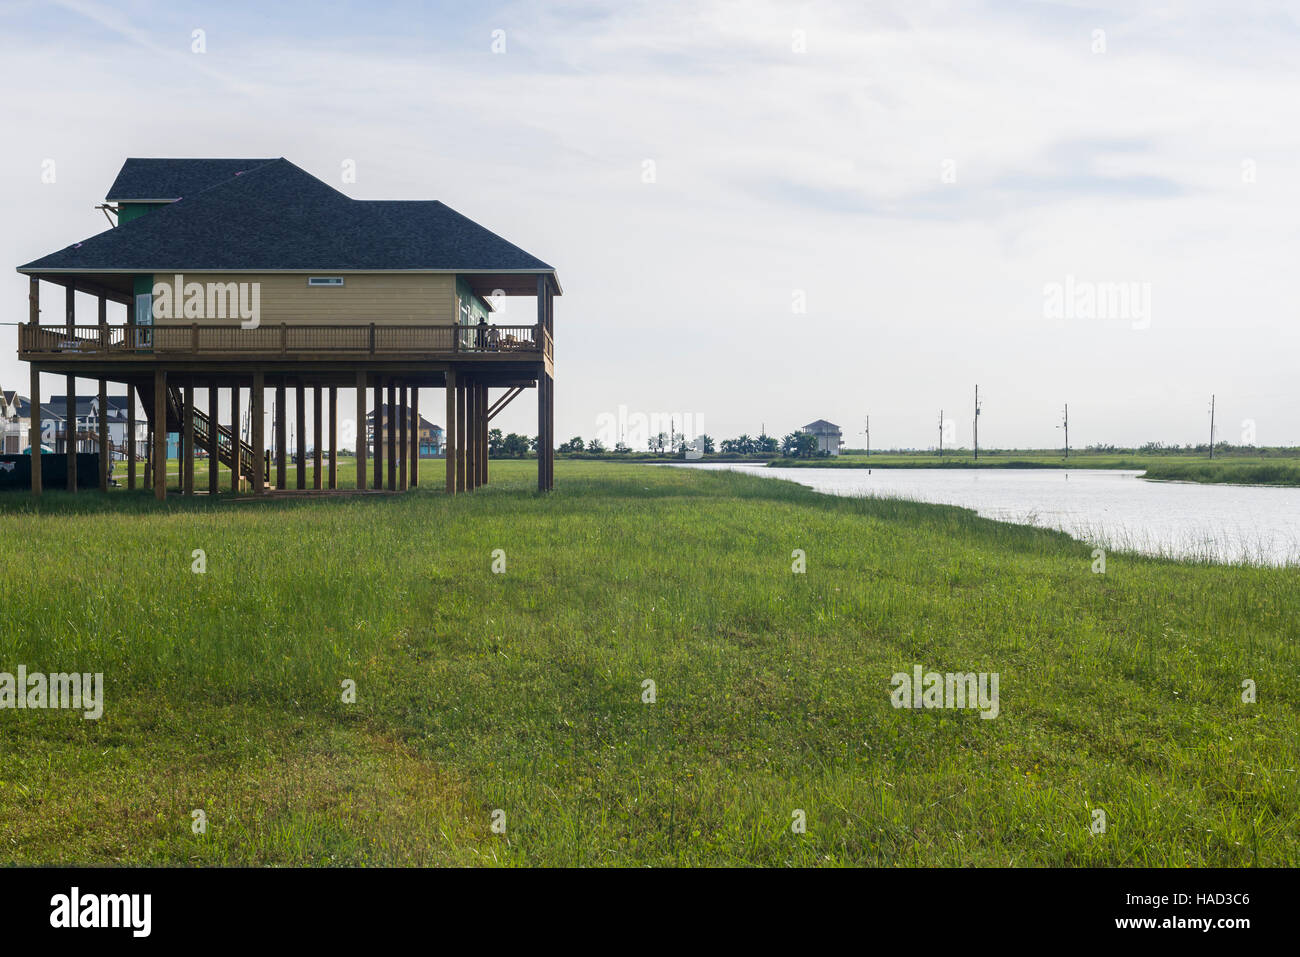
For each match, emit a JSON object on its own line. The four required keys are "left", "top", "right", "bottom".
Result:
{"left": 150, "top": 273, "right": 457, "bottom": 326}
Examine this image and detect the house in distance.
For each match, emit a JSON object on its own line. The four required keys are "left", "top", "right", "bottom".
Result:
{"left": 802, "top": 419, "right": 844, "bottom": 456}
{"left": 15, "top": 157, "right": 559, "bottom": 497}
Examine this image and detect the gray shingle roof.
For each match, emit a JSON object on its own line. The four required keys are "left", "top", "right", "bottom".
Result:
{"left": 106, "top": 158, "right": 277, "bottom": 201}
{"left": 21, "top": 158, "right": 555, "bottom": 274}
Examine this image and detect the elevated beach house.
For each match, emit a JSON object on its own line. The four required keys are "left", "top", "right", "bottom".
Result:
{"left": 16, "top": 157, "right": 558, "bottom": 498}
{"left": 802, "top": 419, "right": 843, "bottom": 456}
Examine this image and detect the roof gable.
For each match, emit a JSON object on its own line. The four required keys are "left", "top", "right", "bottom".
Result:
{"left": 107, "top": 158, "right": 278, "bottom": 202}
{"left": 20, "top": 158, "right": 555, "bottom": 275}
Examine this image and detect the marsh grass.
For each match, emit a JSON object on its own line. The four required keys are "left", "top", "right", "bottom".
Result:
{"left": 1142, "top": 461, "right": 1300, "bottom": 487}
{"left": 0, "top": 462, "right": 1295, "bottom": 865}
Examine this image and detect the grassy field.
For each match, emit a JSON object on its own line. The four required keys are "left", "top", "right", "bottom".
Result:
{"left": 1, "top": 461, "right": 1296, "bottom": 866}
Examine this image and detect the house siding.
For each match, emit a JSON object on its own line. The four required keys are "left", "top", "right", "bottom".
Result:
{"left": 147, "top": 273, "right": 458, "bottom": 326}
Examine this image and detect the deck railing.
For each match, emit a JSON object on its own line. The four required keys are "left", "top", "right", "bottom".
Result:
{"left": 18, "top": 323, "right": 546, "bottom": 359}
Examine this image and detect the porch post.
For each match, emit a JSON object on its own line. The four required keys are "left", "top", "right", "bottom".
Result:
{"left": 296, "top": 380, "right": 307, "bottom": 490}
{"left": 252, "top": 373, "right": 265, "bottom": 494}
{"left": 97, "top": 297, "right": 108, "bottom": 492}
{"left": 65, "top": 284, "right": 76, "bottom": 492}
{"left": 275, "top": 378, "right": 287, "bottom": 490}
{"left": 98, "top": 377, "right": 109, "bottom": 491}
{"left": 153, "top": 369, "right": 167, "bottom": 500}
{"left": 473, "top": 382, "right": 483, "bottom": 488}
{"left": 29, "top": 363, "right": 41, "bottom": 497}
{"left": 312, "top": 385, "right": 323, "bottom": 490}
{"left": 444, "top": 369, "right": 457, "bottom": 495}
{"left": 355, "top": 372, "right": 367, "bottom": 490}
{"left": 127, "top": 384, "right": 137, "bottom": 490}
{"left": 538, "top": 372, "right": 546, "bottom": 492}
{"left": 398, "top": 386, "right": 408, "bottom": 491}
{"left": 387, "top": 381, "right": 397, "bottom": 491}
{"left": 537, "top": 275, "right": 547, "bottom": 492}
{"left": 230, "top": 384, "right": 241, "bottom": 493}
{"left": 183, "top": 381, "right": 195, "bottom": 495}
{"left": 480, "top": 384, "right": 489, "bottom": 486}
{"left": 328, "top": 386, "right": 337, "bottom": 489}
{"left": 208, "top": 381, "right": 219, "bottom": 494}
{"left": 373, "top": 378, "right": 383, "bottom": 490}
{"left": 410, "top": 387, "right": 419, "bottom": 488}
{"left": 462, "top": 374, "right": 473, "bottom": 488}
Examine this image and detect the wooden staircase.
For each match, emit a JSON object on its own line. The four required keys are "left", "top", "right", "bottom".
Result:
{"left": 136, "top": 384, "right": 267, "bottom": 484}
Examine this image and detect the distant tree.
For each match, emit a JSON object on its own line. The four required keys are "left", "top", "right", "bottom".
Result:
{"left": 587, "top": 438, "right": 606, "bottom": 453}
{"left": 613, "top": 441, "right": 631, "bottom": 454}
{"left": 782, "top": 431, "right": 818, "bottom": 457}
{"left": 529, "top": 434, "right": 541, "bottom": 453}
{"left": 652, "top": 432, "right": 667, "bottom": 454}
{"left": 488, "top": 428, "right": 505, "bottom": 456}
{"left": 756, "top": 432, "right": 779, "bottom": 454}
{"left": 503, "top": 433, "right": 530, "bottom": 457}
{"left": 560, "top": 436, "right": 585, "bottom": 453}
{"left": 700, "top": 434, "right": 715, "bottom": 454}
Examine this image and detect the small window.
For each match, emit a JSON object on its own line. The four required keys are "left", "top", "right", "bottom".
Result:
{"left": 308, "top": 277, "right": 344, "bottom": 287}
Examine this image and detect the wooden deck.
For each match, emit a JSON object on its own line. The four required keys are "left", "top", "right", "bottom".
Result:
{"left": 19, "top": 322, "right": 551, "bottom": 363}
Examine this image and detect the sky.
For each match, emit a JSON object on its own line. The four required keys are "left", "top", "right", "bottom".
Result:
{"left": 1, "top": 0, "right": 1297, "bottom": 450}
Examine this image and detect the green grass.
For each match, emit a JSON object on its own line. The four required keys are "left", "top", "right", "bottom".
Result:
{"left": 0, "top": 461, "right": 1296, "bottom": 866}
{"left": 1142, "top": 461, "right": 1300, "bottom": 487}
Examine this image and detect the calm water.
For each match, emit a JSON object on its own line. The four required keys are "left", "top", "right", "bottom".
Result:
{"left": 682, "top": 464, "right": 1300, "bottom": 566}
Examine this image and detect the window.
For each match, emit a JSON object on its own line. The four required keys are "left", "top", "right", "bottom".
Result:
{"left": 307, "top": 277, "right": 344, "bottom": 287}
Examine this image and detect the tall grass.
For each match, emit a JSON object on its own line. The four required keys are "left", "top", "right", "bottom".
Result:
{"left": 0, "top": 461, "right": 1295, "bottom": 865}
{"left": 1142, "top": 461, "right": 1300, "bottom": 487}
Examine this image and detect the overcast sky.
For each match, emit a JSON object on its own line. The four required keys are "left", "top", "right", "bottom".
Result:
{"left": 2, "top": 0, "right": 1296, "bottom": 449}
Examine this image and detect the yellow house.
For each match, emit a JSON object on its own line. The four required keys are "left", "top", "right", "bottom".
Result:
{"left": 17, "top": 157, "right": 558, "bottom": 498}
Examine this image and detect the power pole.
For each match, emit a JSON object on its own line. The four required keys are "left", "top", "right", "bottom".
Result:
{"left": 1062, "top": 403, "right": 1069, "bottom": 459}
{"left": 938, "top": 410, "right": 944, "bottom": 458}
{"left": 973, "top": 384, "right": 981, "bottom": 461}
{"left": 864, "top": 415, "right": 870, "bottom": 457}
{"left": 1208, "top": 394, "right": 1216, "bottom": 459}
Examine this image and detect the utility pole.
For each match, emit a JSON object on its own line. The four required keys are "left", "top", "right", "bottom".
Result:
{"left": 938, "top": 410, "right": 944, "bottom": 458}
{"left": 1062, "top": 403, "right": 1069, "bottom": 459}
{"left": 1208, "top": 394, "right": 1216, "bottom": 460}
{"left": 864, "top": 415, "right": 870, "bottom": 457}
{"left": 973, "top": 384, "right": 981, "bottom": 461}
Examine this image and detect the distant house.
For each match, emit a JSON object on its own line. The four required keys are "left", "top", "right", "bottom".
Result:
{"left": 366, "top": 405, "right": 443, "bottom": 457}
{"left": 46, "top": 395, "right": 147, "bottom": 458}
{"left": 802, "top": 419, "right": 843, "bottom": 456}
{"left": 1, "top": 390, "right": 31, "bottom": 453}
{"left": 2, "top": 389, "right": 146, "bottom": 457}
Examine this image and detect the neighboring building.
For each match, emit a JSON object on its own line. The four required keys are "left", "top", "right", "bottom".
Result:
{"left": 1, "top": 390, "right": 30, "bottom": 453}
{"left": 802, "top": 419, "right": 843, "bottom": 456}
{"left": 2, "top": 390, "right": 148, "bottom": 458}
{"left": 366, "top": 404, "right": 443, "bottom": 457}
{"left": 16, "top": 156, "right": 559, "bottom": 497}
{"left": 47, "top": 395, "right": 148, "bottom": 458}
